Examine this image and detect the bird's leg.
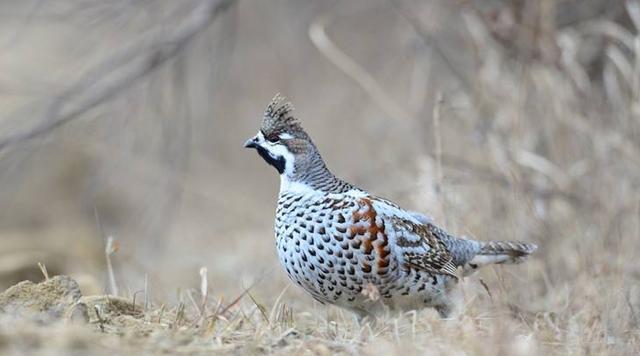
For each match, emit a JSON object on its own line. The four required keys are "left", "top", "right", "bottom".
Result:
{"left": 351, "top": 308, "right": 376, "bottom": 327}
{"left": 434, "top": 303, "right": 454, "bottom": 319}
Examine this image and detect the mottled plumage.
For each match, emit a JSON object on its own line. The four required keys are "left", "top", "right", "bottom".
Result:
{"left": 245, "top": 94, "right": 537, "bottom": 318}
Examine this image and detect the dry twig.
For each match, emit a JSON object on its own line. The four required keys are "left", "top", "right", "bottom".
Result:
{"left": 0, "top": 0, "right": 235, "bottom": 154}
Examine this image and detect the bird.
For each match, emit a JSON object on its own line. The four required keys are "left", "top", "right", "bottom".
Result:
{"left": 244, "top": 94, "right": 537, "bottom": 319}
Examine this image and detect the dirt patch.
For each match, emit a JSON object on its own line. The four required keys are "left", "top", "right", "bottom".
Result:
{"left": 0, "top": 275, "right": 82, "bottom": 323}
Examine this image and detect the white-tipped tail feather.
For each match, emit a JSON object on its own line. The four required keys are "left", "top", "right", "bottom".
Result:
{"left": 464, "top": 241, "right": 537, "bottom": 275}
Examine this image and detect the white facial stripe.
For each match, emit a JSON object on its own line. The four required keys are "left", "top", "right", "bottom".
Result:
{"left": 279, "top": 133, "right": 294, "bottom": 140}
{"left": 255, "top": 131, "right": 295, "bottom": 176}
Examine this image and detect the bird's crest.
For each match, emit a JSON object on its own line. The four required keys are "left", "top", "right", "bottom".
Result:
{"left": 261, "top": 93, "right": 305, "bottom": 138}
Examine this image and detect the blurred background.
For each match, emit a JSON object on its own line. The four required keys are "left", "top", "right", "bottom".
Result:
{"left": 0, "top": 0, "right": 638, "bottom": 350}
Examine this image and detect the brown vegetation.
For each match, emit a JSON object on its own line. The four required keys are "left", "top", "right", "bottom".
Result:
{"left": 0, "top": 0, "right": 638, "bottom": 354}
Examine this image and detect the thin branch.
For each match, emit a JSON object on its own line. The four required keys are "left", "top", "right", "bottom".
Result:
{"left": 309, "top": 12, "right": 414, "bottom": 122}
{"left": 216, "top": 269, "right": 274, "bottom": 317}
{"left": 388, "top": 0, "right": 470, "bottom": 89}
{"left": 0, "top": 0, "right": 235, "bottom": 154}
{"left": 433, "top": 92, "right": 446, "bottom": 223}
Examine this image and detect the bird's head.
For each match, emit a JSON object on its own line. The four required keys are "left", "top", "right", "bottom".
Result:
{"left": 244, "top": 94, "right": 322, "bottom": 179}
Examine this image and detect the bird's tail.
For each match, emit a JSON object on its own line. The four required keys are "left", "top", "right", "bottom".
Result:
{"left": 463, "top": 240, "right": 537, "bottom": 275}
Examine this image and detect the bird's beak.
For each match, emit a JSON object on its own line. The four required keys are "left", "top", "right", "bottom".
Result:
{"left": 244, "top": 136, "right": 258, "bottom": 149}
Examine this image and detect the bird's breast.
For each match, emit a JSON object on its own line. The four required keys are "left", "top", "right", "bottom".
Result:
{"left": 274, "top": 193, "right": 407, "bottom": 304}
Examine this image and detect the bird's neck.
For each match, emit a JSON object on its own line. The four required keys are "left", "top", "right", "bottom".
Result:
{"left": 279, "top": 162, "right": 353, "bottom": 195}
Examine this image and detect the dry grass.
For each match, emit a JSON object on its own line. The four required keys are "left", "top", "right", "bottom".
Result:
{"left": 0, "top": 0, "right": 639, "bottom": 354}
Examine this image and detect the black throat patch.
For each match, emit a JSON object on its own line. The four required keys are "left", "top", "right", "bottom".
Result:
{"left": 255, "top": 145, "right": 286, "bottom": 174}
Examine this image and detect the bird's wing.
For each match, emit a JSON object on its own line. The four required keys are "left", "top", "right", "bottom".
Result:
{"left": 370, "top": 197, "right": 459, "bottom": 279}
{"left": 397, "top": 219, "right": 459, "bottom": 279}
{"left": 367, "top": 196, "right": 434, "bottom": 224}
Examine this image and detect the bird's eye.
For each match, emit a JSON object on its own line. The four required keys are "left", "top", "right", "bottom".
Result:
{"left": 266, "top": 133, "right": 280, "bottom": 143}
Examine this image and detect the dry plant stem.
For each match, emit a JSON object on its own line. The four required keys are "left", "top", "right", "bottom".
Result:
{"left": 144, "top": 274, "right": 149, "bottom": 312}
{"left": 0, "top": 0, "right": 235, "bottom": 154}
{"left": 388, "top": 0, "right": 470, "bottom": 89}
{"left": 94, "top": 206, "right": 118, "bottom": 295}
{"left": 105, "top": 236, "right": 118, "bottom": 296}
{"left": 215, "top": 269, "right": 273, "bottom": 317}
{"left": 248, "top": 292, "right": 270, "bottom": 324}
{"left": 268, "top": 285, "right": 291, "bottom": 324}
{"left": 309, "top": 12, "right": 414, "bottom": 122}
{"left": 186, "top": 289, "right": 200, "bottom": 313}
{"left": 131, "top": 291, "right": 143, "bottom": 314}
{"left": 37, "top": 262, "right": 49, "bottom": 280}
{"left": 174, "top": 303, "right": 186, "bottom": 329}
{"left": 479, "top": 278, "right": 494, "bottom": 302}
{"left": 433, "top": 93, "right": 445, "bottom": 222}
{"left": 157, "top": 304, "right": 165, "bottom": 324}
{"left": 94, "top": 306, "right": 105, "bottom": 332}
{"left": 199, "top": 267, "right": 209, "bottom": 322}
